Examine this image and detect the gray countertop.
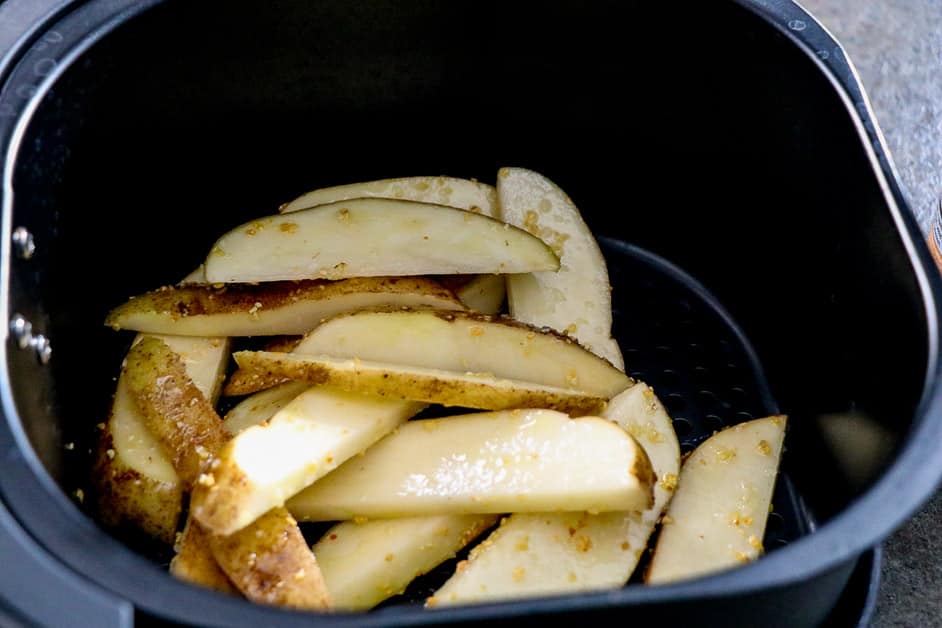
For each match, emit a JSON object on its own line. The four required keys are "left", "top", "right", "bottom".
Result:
{"left": 796, "top": 2, "right": 942, "bottom": 626}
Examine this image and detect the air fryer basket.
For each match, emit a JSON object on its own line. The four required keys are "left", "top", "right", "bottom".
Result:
{"left": 0, "top": 1, "right": 940, "bottom": 627}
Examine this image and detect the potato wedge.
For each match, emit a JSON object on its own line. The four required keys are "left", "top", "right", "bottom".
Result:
{"left": 498, "top": 167, "right": 623, "bottom": 370}
{"left": 288, "top": 409, "right": 654, "bottom": 521}
{"left": 192, "top": 387, "right": 425, "bottom": 535}
{"left": 280, "top": 176, "right": 497, "bottom": 216}
{"left": 437, "top": 274, "right": 505, "bottom": 315}
{"left": 223, "top": 381, "right": 311, "bottom": 435}
{"left": 431, "top": 383, "right": 680, "bottom": 605}
{"left": 124, "top": 337, "right": 331, "bottom": 607}
{"left": 223, "top": 336, "right": 300, "bottom": 396}
{"left": 646, "top": 415, "right": 787, "bottom": 584}
{"left": 105, "top": 276, "right": 463, "bottom": 337}
{"left": 93, "top": 334, "right": 229, "bottom": 543}
{"left": 231, "top": 351, "right": 607, "bottom": 416}
{"left": 123, "top": 337, "right": 230, "bottom": 488}
{"left": 313, "top": 514, "right": 498, "bottom": 611}
{"left": 170, "top": 516, "right": 240, "bottom": 596}
{"left": 207, "top": 507, "right": 331, "bottom": 610}
{"left": 202, "top": 199, "right": 559, "bottom": 283}
{"left": 292, "top": 308, "right": 632, "bottom": 399}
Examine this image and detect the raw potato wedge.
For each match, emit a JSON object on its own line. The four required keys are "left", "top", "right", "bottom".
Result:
{"left": 280, "top": 176, "right": 498, "bottom": 216}
{"left": 105, "top": 276, "right": 463, "bottom": 337}
{"left": 431, "top": 383, "right": 680, "bottom": 606}
{"left": 124, "top": 337, "right": 331, "bottom": 608}
{"left": 223, "top": 381, "right": 311, "bottom": 435}
{"left": 93, "top": 334, "right": 229, "bottom": 543}
{"left": 498, "top": 167, "right": 623, "bottom": 370}
{"left": 292, "top": 308, "right": 633, "bottom": 399}
{"left": 232, "top": 351, "right": 608, "bottom": 416}
{"left": 287, "top": 409, "right": 655, "bottom": 521}
{"left": 438, "top": 274, "right": 506, "bottom": 315}
{"left": 170, "top": 516, "right": 239, "bottom": 596}
{"left": 203, "top": 198, "right": 559, "bottom": 283}
{"left": 192, "top": 387, "right": 425, "bottom": 536}
{"left": 123, "top": 337, "right": 230, "bottom": 488}
{"left": 313, "top": 514, "right": 498, "bottom": 611}
{"left": 207, "top": 507, "right": 331, "bottom": 610}
{"left": 646, "top": 415, "right": 787, "bottom": 584}
{"left": 223, "top": 336, "right": 300, "bottom": 396}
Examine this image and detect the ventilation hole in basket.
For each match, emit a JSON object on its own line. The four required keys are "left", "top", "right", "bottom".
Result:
{"left": 728, "top": 386, "right": 748, "bottom": 406}
{"left": 724, "top": 362, "right": 743, "bottom": 379}
{"left": 718, "top": 339, "right": 733, "bottom": 355}
{"left": 653, "top": 345, "right": 673, "bottom": 362}
{"left": 734, "top": 411, "right": 754, "bottom": 423}
{"left": 692, "top": 366, "right": 712, "bottom": 386}
{"left": 660, "top": 369, "right": 680, "bottom": 387}
{"left": 623, "top": 348, "right": 641, "bottom": 363}
{"left": 671, "top": 417, "right": 693, "bottom": 438}
{"left": 688, "top": 342, "right": 707, "bottom": 359}
{"left": 696, "top": 389, "right": 721, "bottom": 409}
{"left": 766, "top": 511, "right": 786, "bottom": 536}
{"left": 674, "top": 299, "right": 692, "bottom": 316}
{"left": 664, "top": 393, "right": 686, "bottom": 414}
{"left": 773, "top": 538, "right": 790, "bottom": 548}
{"left": 630, "top": 370, "right": 646, "bottom": 381}
{"left": 704, "top": 414, "right": 726, "bottom": 433}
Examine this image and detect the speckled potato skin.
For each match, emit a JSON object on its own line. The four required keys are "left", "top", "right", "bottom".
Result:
{"left": 91, "top": 427, "right": 182, "bottom": 545}
{"left": 123, "top": 337, "right": 229, "bottom": 488}
{"left": 105, "top": 276, "right": 463, "bottom": 337}
{"left": 170, "top": 517, "right": 240, "bottom": 596}
{"left": 231, "top": 350, "right": 609, "bottom": 416}
{"left": 223, "top": 336, "right": 299, "bottom": 396}
{"left": 207, "top": 507, "right": 331, "bottom": 610}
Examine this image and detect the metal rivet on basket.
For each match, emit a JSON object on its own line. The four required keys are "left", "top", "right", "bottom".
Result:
{"left": 9, "top": 314, "right": 51, "bottom": 364}
{"left": 11, "top": 227, "right": 35, "bottom": 260}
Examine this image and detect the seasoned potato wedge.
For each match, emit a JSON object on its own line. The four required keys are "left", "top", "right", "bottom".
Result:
{"left": 192, "top": 387, "right": 424, "bottom": 536}
{"left": 437, "top": 274, "right": 506, "bottom": 315}
{"left": 314, "top": 514, "right": 498, "bottom": 611}
{"left": 170, "top": 516, "right": 240, "bottom": 596}
{"left": 124, "top": 337, "right": 331, "bottom": 607}
{"left": 223, "top": 381, "right": 311, "bottom": 435}
{"left": 231, "top": 350, "right": 607, "bottom": 415}
{"left": 207, "top": 507, "right": 331, "bottom": 610}
{"left": 280, "top": 176, "right": 497, "bottom": 216}
{"left": 288, "top": 409, "right": 654, "bottom": 521}
{"left": 292, "top": 308, "right": 632, "bottom": 399}
{"left": 93, "top": 334, "right": 229, "bottom": 543}
{"left": 223, "top": 337, "right": 300, "bottom": 396}
{"left": 203, "top": 199, "right": 559, "bottom": 283}
{"left": 498, "top": 167, "right": 623, "bottom": 370}
{"left": 431, "top": 383, "right": 679, "bottom": 605}
{"left": 123, "top": 337, "right": 230, "bottom": 488}
{"left": 105, "top": 276, "right": 463, "bottom": 337}
{"left": 646, "top": 415, "right": 787, "bottom": 584}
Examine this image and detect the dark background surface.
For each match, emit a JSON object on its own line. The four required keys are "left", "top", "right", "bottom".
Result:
{"left": 801, "top": 1, "right": 942, "bottom": 626}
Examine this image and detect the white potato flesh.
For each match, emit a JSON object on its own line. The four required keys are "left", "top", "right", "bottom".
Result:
{"left": 287, "top": 409, "right": 654, "bottom": 521}
{"left": 314, "top": 514, "right": 498, "bottom": 611}
{"left": 444, "top": 274, "right": 506, "bottom": 315}
{"left": 280, "top": 176, "right": 498, "bottom": 217}
{"left": 646, "top": 415, "right": 787, "bottom": 584}
{"left": 191, "top": 387, "right": 425, "bottom": 535}
{"left": 105, "top": 277, "right": 464, "bottom": 337}
{"left": 498, "top": 167, "right": 623, "bottom": 370}
{"left": 223, "top": 382, "right": 311, "bottom": 435}
{"left": 203, "top": 199, "right": 559, "bottom": 283}
{"left": 431, "top": 383, "right": 680, "bottom": 605}
{"left": 292, "top": 309, "right": 632, "bottom": 399}
{"left": 231, "top": 351, "right": 607, "bottom": 416}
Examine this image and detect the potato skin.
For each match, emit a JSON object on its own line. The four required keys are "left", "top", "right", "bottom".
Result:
{"left": 170, "top": 517, "right": 240, "bottom": 596}
{"left": 91, "top": 426, "right": 182, "bottom": 545}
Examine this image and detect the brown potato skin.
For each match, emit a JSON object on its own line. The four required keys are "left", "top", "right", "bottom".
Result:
{"left": 123, "top": 337, "right": 331, "bottom": 608}
{"left": 232, "top": 350, "right": 608, "bottom": 416}
{"left": 170, "top": 517, "right": 240, "bottom": 596}
{"left": 223, "top": 336, "right": 299, "bottom": 396}
{"left": 91, "top": 426, "right": 182, "bottom": 545}
{"left": 123, "top": 337, "right": 229, "bottom": 488}
{"left": 207, "top": 507, "right": 331, "bottom": 610}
